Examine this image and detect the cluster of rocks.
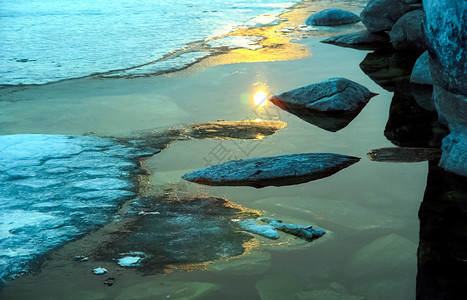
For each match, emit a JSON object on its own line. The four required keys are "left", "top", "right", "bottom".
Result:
{"left": 307, "top": 0, "right": 466, "bottom": 177}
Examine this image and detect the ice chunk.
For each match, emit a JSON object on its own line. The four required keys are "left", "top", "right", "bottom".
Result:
{"left": 118, "top": 256, "right": 143, "bottom": 267}
{"left": 237, "top": 219, "right": 279, "bottom": 239}
{"left": 92, "top": 267, "right": 108, "bottom": 275}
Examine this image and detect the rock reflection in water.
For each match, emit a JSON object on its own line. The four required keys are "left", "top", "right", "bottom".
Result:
{"left": 359, "top": 49, "right": 418, "bottom": 92}
{"left": 384, "top": 87, "right": 447, "bottom": 148}
{"left": 94, "top": 195, "right": 259, "bottom": 273}
{"left": 417, "top": 160, "right": 467, "bottom": 299}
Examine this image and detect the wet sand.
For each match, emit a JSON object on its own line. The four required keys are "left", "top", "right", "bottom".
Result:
{"left": 1, "top": 1, "right": 425, "bottom": 299}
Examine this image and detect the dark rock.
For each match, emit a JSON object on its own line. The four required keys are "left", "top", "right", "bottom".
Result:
{"left": 440, "top": 130, "right": 467, "bottom": 176}
{"left": 410, "top": 51, "right": 433, "bottom": 85}
{"left": 410, "top": 84, "right": 435, "bottom": 111}
{"left": 367, "top": 147, "right": 442, "bottom": 162}
{"left": 321, "top": 30, "right": 390, "bottom": 50}
{"left": 417, "top": 160, "right": 467, "bottom": 299}
{"left": 269, "top": 78, "right": 377, "bottom": 132}
{"left": 305, "top": 8, "right": 360, "bottom": 26}
{"left": 360, "top": 49, "right": 419, "bottom": 92}
{"left": 182, "top": 153, "right": 360, "bottom": 188}
{"left": 360, "top": 0, "right": 422, "bottom": 33}
{"left": 424, "top": 0, "right": 467, "bottom": 177}
{"left": 389, "top": 9, "right": 426, "bottom": 52}
{"left": 424, "top": 0, "right": 467, "bottom": 95}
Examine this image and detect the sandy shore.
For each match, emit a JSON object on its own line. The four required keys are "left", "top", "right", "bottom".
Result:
{"left": 0, "top": 1, "right": 425, "bottom": 299}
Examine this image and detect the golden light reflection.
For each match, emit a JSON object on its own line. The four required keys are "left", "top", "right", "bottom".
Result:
{"left": 253, "top": 90, "right": 268, "bottom": 107}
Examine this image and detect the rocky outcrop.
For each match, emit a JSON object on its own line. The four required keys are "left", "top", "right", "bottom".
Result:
{"left": 305, "top": 8, "right": 360, "bottom": 26}
{"left": 389, "top": 9, "right": 426, "bottom": 52}
{"left": 321, "top": 30, "right": 390, "bottom": 50}
{"left": 423, "top": 0, "right": 467, "bottom": 177}
{"left": 269, "top": 78, "right": 377, "bottom": 132}
{"left": 360, "top": 0, "right": 422, "bottom": 33}
{"left": 182, "top": 153, "right": 360, "bottom": 188}
{"left": 410, "top": 51, "right": 432, "bottom": 85}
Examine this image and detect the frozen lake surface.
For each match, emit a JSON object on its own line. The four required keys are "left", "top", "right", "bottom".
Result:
{"left": 0, "top": 134, "right": 145, "bottom": 283}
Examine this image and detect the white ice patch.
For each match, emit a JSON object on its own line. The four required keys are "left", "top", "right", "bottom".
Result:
{"left": 0, "top": 134, "right": 144, "bottom": 283}
{"left": 118, "top": 256, "right": 143, "bottom": 267}
{"left": 237, "top": 219, "right": 279, "bottom": 239}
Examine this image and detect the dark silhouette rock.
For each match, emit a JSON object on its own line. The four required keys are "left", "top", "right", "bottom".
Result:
{"left": 269, "top": 78, "right": 377, "bottom": 132}
{"left": 410, "top": 51, "right": 433, "bottom": 85}
{"left": 389, "top": 9, "right": 426, "bottom": 52}
{"left": 424, "top": 0, "right": 467, "bottom": 177}
{"left": 360, "top": 0, "right": 422, "bottom": 33}
{"left": 417, "top": 160, "right": 467, "bottom": 299}
{"left": 321, "top": 30, "right": 390, "bottom": 50}
{"left": 182, "top": 153, "right": 360, "bottom": 188}
{"left": 305, "top": 8, "right": 360, "bottom": 26}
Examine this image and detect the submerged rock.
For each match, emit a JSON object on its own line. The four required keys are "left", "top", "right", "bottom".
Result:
{"left": 114, "top": 280, "right": 218, "bottom": 300}
{"left": 321, "top": 30, "right": 390, "bottom": 50}
{"left": 93, "top": 195, "right": 258, "bottom": 273}
{"left": 269, "top": 78, "right": 377, "bottom": 132}
{"left": 360, "top": 0, "right": 422, "bottom": 33}
{"left": 389, "top": 9, "right": 426, "bottom": 52}
{"left": 186, "top": 120, "right": 287, "bottom": 140}
{"left": 367, "top": 147, "right": 442, "bottom": 162}
{"left": 182, "top": 153, "right": 360, "bottom": 188}
{"left": 305, "top": 8, "right": 360, "bottom": 26}
{"left": 346, "top": 233, "right": 417, "bottom": 279}
{"left": 410, "top": 51, "right": 433, "bottom": 85}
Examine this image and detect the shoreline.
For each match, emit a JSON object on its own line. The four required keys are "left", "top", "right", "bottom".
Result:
{"left": 0, "top": 0, "right": 367, "bottom": 90}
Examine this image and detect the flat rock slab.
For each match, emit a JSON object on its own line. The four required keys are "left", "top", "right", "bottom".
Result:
{"left": 182, "top": 153, "right": 360, "bottom": 188}
{"left": 368, "top": 147, "right": 442, "bottom": 162}
{"left": 321, "top": 30, "right": 390, "bottom": 50}
{"left": 187, "top": 120, "right": 287, "bottom": 140}
{"left": 305, "top": 8, "right": 360, "bottom": 26}
{"left": 269, "top": 78, "right": 377, "bottom": 132}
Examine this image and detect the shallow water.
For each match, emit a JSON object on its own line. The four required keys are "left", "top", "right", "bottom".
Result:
{"left": 0, "top": 0, "right": 444, "bottom": 299}
{"left": 1, "top": 33, "right": 426, "bottom": 298}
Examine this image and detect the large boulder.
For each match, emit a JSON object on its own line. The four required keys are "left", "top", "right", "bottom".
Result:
{"left": 305, "top": 8, "right": 360, "bottom": 26}
{"left": 389, "top": 9, "right": 426, "bottom": 52}
{"left": 360, "top": 0, "right": 422, "bottom": 33}
{"left": 424, "top": 0, "right": 467, "bottom": 177}
{"left": 410, "top": 51, "right": 433, "bottom": 85}
{"left": 269, "top": 78, "right": 377, "bottom": 132}
{"left": 182, "top": 153, "right": 360, "bottom": 188}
